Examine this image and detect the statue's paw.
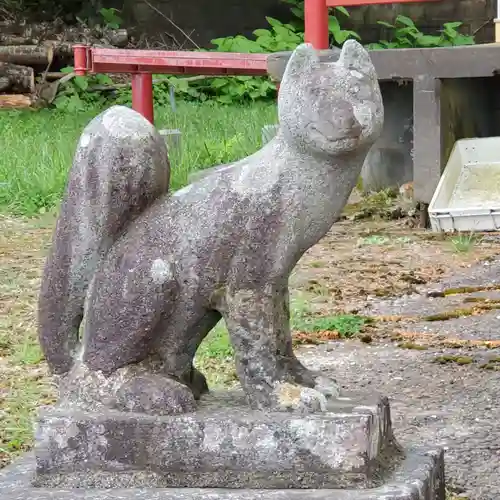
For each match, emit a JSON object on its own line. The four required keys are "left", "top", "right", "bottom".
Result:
{"left": 272, "top": 382, "right": 328, "bottom": 414}
{"left": 313, "top": 374, "right": 341, "bottom": 399}
{"left": 115, "top": 373, "right": 197, "bottom": 416}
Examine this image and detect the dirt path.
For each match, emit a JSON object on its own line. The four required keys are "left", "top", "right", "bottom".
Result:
{"left": 291, "top": 215, "right": 500, "bottom": 500}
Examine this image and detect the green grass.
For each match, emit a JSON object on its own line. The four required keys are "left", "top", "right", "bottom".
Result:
{"left": 0, "top": 101, "right": 276, "bottom": 216}
{"left": 293, "top": 312, "right": 368, "bottom": 339}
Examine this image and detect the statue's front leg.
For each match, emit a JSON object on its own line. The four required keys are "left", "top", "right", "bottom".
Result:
{"left": 276, "top": 286, "right": 341, "bottom": 399}
{"left": 222, "top": 284, "right": 330, "bottom": 414}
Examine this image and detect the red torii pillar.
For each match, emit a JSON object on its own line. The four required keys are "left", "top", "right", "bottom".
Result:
{"left": 305, "top": 0, "right": 440, "bottom": 50}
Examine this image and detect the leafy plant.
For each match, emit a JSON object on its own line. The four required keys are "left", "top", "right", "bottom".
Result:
{"left": 281, "top": 0, "right": 359, "bottom": 45}
{"left": 213, "top": 17, "right": 304, "bottom": 53}
{"left": 52, "top": 67, "right": 114, "bottom": 112}
{"left": 367, "top": 15, "right": 475, "bottom": 50}
{"left": 99, "top": 7, "right": 123, "bottom": 29}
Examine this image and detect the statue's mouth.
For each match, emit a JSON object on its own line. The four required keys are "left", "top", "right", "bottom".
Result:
{"left": 311, "top": 124, "right": 362, "bottom": 143}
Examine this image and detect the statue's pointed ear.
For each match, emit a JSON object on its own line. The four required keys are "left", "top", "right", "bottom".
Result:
{"left": 282, "top": 43, "right": 319, "bottom": 85}
{"left": 339, "top": 40, "right": 375, "bottom": 75}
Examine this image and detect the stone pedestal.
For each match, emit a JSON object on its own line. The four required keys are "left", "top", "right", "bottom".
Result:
{"left": 0, "top": 391, "right": 445, "bottom": 499}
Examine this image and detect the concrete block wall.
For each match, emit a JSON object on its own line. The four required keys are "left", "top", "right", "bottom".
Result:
{"left": 120, "top": 0, "right": 496, "bottom": 46}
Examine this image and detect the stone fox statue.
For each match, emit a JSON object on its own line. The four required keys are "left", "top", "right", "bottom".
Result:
{"left": 38, "top": 40, "right": 383, "bottom": 415}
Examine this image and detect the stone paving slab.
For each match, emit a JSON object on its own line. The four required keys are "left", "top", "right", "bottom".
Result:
{"left": 0, "top": 448, "right": 444, "bottom": 500}
{"left": 34, "top": 392, "right": 392, "bottom": 490}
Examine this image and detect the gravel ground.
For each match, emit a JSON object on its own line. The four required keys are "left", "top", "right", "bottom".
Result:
{"left": 296, "top": 258, "right": 500, "bottom": 500}
{"left": 299, "top": 341, "right": 500, "bottom": 499}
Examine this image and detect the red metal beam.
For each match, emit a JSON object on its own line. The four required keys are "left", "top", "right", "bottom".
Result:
{"left": 75, "top": 47, "right": 268, "bottom": 76}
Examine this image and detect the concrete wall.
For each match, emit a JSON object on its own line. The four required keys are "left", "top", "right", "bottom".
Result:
{"left": 440, "top": 77, "right": 500, "bottom": 170}
{"left": 361, "top": 76, "right": 500, "bottom": 194}
{"left": 121, "top": 0, "right": 496, "bottom": 47}
{"left": 121, "top": 0, "right": 291, "bottom": 47}
{"left": 360, "top": 82, "right": 414, "bottom": 193}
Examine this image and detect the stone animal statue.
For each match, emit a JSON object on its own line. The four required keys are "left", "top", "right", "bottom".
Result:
{"left": 38, "top": 40, "right": 383, "bottom": 416}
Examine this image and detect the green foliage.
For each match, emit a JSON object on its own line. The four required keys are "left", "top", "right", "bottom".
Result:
{"left": 52, "top": 67, "right": 114, "bottom": 112}
{"left": 294, "top": 313, "right": 368, "bottom": 339}
{"left": 199, "top": 132, "right": 246, "bottom": 165}
{"left": 169, "top": 75, "right": 276, "bottom": 105}
{"left": 178, "top": 3, "right": 475, "bottom": 105}
{"left": 197, "top": 322, "right": 234, "bottom": 360}
{"left": 99, "top": 7, "right": 123, "bottom": 29}
{"left": 212, "top": 16, "right": 304, "bottom": 53}
{"left": 281, "top": 0, "right": 359, "bottom": 45}
{"left": 367, "top": 16, "right": 475, "bottom": 50}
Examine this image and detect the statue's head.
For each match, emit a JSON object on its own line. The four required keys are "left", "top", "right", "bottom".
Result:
{"left": 278, "top": 40, "right": 383, "bottom": 156}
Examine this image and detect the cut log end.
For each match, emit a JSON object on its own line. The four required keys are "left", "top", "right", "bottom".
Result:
{"left": 0, "top": 62, "right": 35, "bottom": 93}
{"left": 0, "top": 94, "right": 33, "bottom": 109}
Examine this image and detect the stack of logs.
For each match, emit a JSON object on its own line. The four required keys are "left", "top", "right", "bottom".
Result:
{"left": 0, "top": 21, "right": 129, "bottom": 108}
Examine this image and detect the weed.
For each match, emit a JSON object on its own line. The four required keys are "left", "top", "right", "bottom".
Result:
{"left": 358, "top": 235, "right": 391, "bottom": 246}
{"left": 450, "top": 232, "right": 482, "bottom": 253}
{"left": 434, "top": 355, "right": 473, "bottom": 365}
{"left": 196, "top": 322, "right": 234, "bottom": 360}
{"left": 356, "top": 234, "right": 412, "bottom": 247}
{"left": 367, "top": 16, "right": 474, "bottom": 50}
{"left": 294, "top": 314, "right": 368, "bottom": 339}
{"left": 47, "top": 4, "right": 476, "bottom": 108}
{"left": 398, "top": 342, "right": 428, "bottom": 351}
{"left": 99, "top": 7, "right": 123, "bottom": 29}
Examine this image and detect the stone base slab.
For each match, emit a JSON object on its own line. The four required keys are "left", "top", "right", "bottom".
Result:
{"left": 0, "top": 448, "right": 445, "bottom": 500}
{"left": 34, "top": 392, "right": 393, "bottom": 489}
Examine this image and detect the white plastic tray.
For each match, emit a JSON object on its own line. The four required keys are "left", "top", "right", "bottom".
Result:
{"left": 428, "top": 137, "right": 500, "bottom": 232}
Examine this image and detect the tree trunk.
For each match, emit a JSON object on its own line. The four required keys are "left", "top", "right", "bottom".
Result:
{"left": 0, "top": 94, "right": 32, "bottom": 108}
{"left": 0, "top": 45, "right": 54, "bottom": 66}
{"left": 0, "top": 35, "right": 37, "bottom": 45}
{"left": 0, "top": 21, "right": 62, "bottom": 40}
{"left": 0, "top": 63, "right": 35, "bottom": 93}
